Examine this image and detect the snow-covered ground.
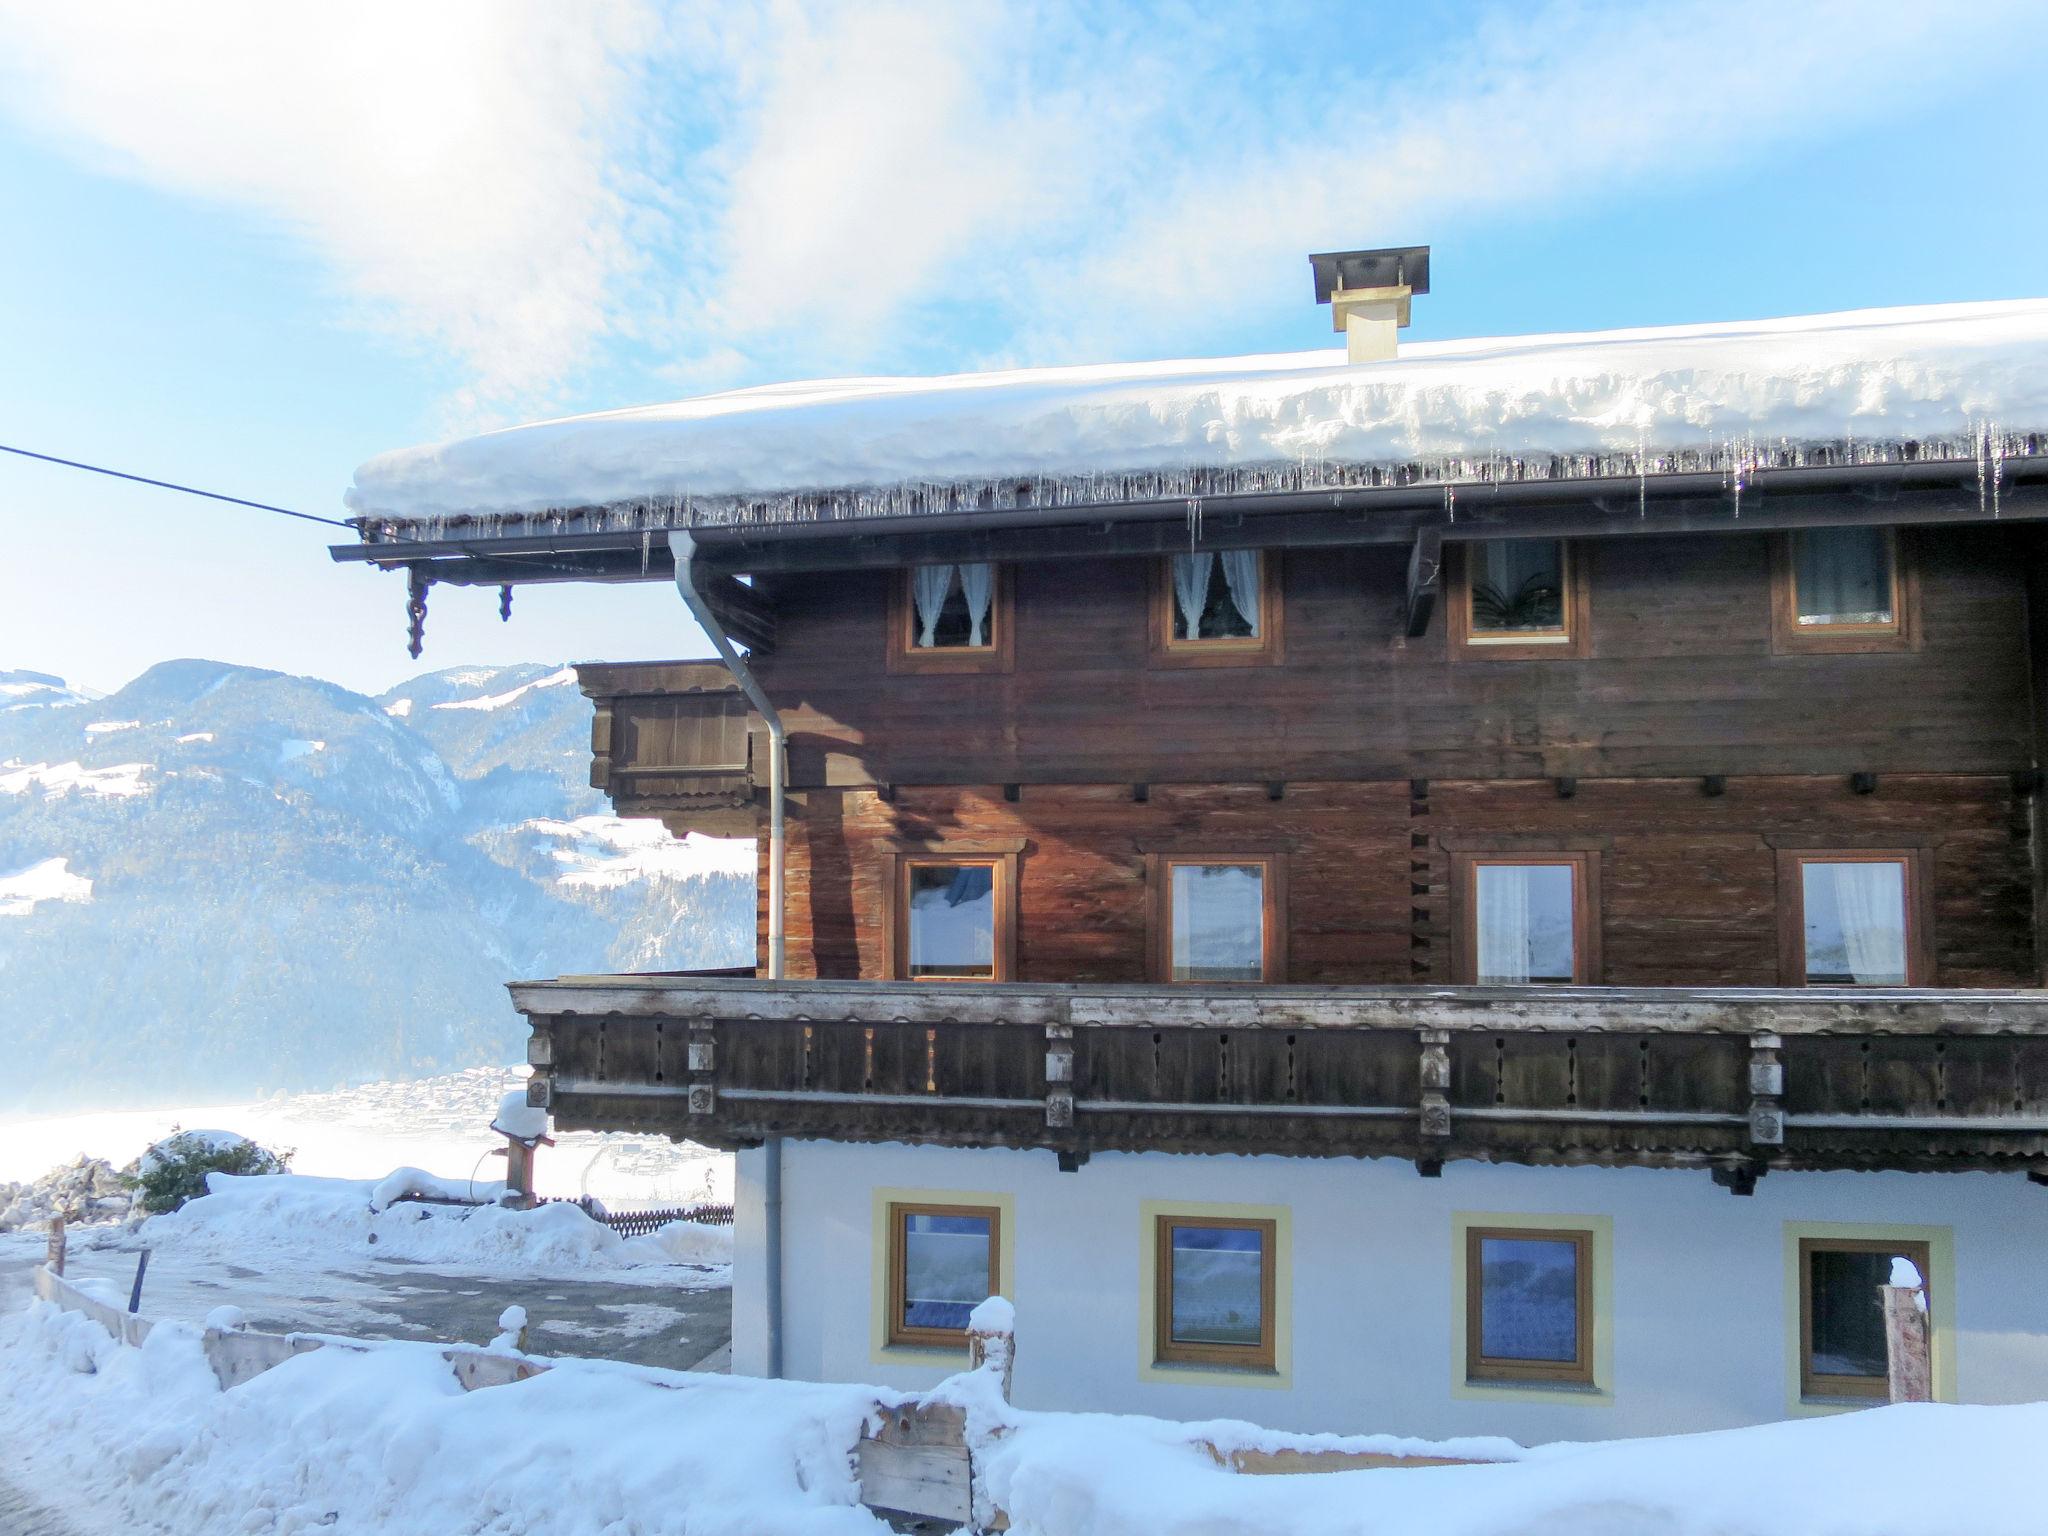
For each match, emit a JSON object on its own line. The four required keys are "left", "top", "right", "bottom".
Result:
{"left": 3, "top": 1297, "right": 2045, "bottom": 1536}
{"left": 0, "top": 1064, "right": 731, "bottom": 1209}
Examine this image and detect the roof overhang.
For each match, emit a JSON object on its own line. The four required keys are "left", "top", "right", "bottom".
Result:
{"left": 329, "top": 454, "right": 2048, "bottom": 587}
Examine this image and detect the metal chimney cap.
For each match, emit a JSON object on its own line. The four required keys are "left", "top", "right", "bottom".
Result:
{"left": 1309, "top": 245, "right": 1431, "bottom": 304}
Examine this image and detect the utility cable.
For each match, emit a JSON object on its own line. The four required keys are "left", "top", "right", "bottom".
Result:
{"left": 0, "top": 441, "right": 352, "bottom": 529}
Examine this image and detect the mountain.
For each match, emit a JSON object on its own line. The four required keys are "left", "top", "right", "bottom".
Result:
{"left": 0, "top": 661, "right": 754, "bottom": 1110}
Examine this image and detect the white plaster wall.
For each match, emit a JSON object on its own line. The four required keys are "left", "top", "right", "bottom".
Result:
{"left": 741, "top": 1140, "right": 2048, "bottom": 1442}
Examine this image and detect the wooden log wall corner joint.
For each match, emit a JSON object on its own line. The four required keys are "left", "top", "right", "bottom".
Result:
{"left": 1702, "top": 775, "right": 1727, "bottom": 797}
{"left": 1851, "top": 772, "right": 1879, "bottom": 795}
{"left": 1555, "top": 776, "right": 1577, "bottom": 799}
{"left": 1132, "top": 782, "right": 1149, "bottom": 803}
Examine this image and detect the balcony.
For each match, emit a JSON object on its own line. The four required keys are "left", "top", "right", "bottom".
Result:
{"left": 513, "top": 977, "right": 2048, "bottom": 1180}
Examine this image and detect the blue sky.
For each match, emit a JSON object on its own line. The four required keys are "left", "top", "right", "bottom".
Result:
{"left": 2, "top": 0, "right": 2044, "bottom": 698}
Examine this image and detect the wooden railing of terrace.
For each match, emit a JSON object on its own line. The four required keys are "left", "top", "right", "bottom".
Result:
{"left": 513, "top": 977, "right": 2048, "bottom": 1182}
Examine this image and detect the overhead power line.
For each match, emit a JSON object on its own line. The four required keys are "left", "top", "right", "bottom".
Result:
{"left": 0, "top": 441, "right": 353, "bottom": 530}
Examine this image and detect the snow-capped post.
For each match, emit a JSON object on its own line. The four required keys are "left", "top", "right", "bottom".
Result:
{"left": 45, "top": 1213, "right": 65, "bottom": 1276}
{"left": 967, "top": 1295, "right": 1015, "bottom": 1402}
{"left": 490, "top": 1089, "right": 553, "bottom": 1209}
{"left": 1883, "top": 1257, "right": 1933, "bottom": 1403}
{"left": 490, "top": 1305, "right": 531, "bottom": 1354}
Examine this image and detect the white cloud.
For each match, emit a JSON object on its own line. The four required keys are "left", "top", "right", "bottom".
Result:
{"left": 0, "top": 0, "right": 2035, "bottom": 410}
{"left": 0, "top": 0, "right": 662, "bottom": 411}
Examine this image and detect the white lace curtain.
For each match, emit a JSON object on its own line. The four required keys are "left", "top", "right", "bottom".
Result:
{"left": 1825, "top": 862, "right": 1908, "bottom": 983}
{"left": 911, "top": 563, "right": 995, "bottom": 647}
{"left": 1477, "top": 866, "right": 1532, "bottom": 984}
{"left": 1795, "top": 529, "right": 1890, "bottom": 625}
{"left": 1171, "top": 551, "right": 1259, "bottom": 637}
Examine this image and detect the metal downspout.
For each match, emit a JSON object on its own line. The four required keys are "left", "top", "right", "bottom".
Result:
{"left": 668, "top": 530, "right": 785, "bottom": 1379}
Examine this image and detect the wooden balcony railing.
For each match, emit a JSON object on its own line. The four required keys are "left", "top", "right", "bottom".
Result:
{"left": 511, "top": 978, "right": 2048, "bottom": 1180}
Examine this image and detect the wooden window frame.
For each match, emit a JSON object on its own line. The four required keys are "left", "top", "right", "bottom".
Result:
{"left": 1150, "top": 551, "right": 1284, "bottom": 668}
{"left": 1153, "top": 1213, "right": 1278, "bottom": 1370}
{"left": 886, "top": 1200, "right": 1002, "bottom": 1349}
{"left": 1464, "top": 1225, "right": 1596, "bottom": 1387}
{"left": 884, "top": 848, "right": 1021, "bottom": 982}
{"left": 1448, "top": 850, "right": 1602, "bottom": 984}
{"left": 1448, "top": 539, "right": 1590, "bottom": 661}
{"left": 1145, "top": 852, "right": 1287, "bottom": 984}
{"left": 1797, "top": 1236, "right": 1930, "bottom": 1400}
{"left": 1774, "top": 848, "right": 1931, "bottom": 987}
{"left": 887, "top": 563, "right": 1015, "bottom": 675}
{"left": 1771, "top": 527, "right": 1917, "bottom": 655}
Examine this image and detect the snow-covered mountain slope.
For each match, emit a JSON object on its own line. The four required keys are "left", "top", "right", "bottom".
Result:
{"left": 0, "top": 661, "right": 754, "bottom": 1109}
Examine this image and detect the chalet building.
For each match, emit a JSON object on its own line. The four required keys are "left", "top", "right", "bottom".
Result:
{"left": 335, "top": 254, "right": 2048, "bottom": 1441}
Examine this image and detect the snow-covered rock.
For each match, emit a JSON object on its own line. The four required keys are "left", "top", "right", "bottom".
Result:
{"left": 0, "top": 1155, "right": 135, "bottom": 1231}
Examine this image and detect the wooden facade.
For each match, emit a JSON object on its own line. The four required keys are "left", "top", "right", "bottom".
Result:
{"left": 577, "top": 522, "right": 2045, "bottom": 995}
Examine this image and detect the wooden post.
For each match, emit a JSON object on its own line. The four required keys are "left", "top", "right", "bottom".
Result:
{"left": 966, "top": 1299, "right": 1015, "bottom": 1402}
{"left": 503, "top": 1140, "right": 535, "bottom": 1207}
{"left": 1883, "top": 1284, "right": 1933, "bottom": 1403}
{"left": 127, "top": 1250, "right": 150, "bottom": 1315}
{"left": 45, "top": 1214, "right": 65, "bottom": 1277}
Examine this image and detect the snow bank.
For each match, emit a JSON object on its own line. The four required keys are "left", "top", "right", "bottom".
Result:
{"left": 0, "top": 856, "right": 93, "bottom": 916}
{"left": 348, "top": 299, "right": 2048, "bottom": 527}
{"left": 0, "top": 1302, "right": 887, "bottom": 1536}
{"left": 146, "top": 1172, "right": 730, "bottom": 1281}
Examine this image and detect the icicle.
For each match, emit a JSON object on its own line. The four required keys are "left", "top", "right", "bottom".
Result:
{"left": 405, "top": 568, "right": 431, "bottom": 659}
{"left": 498, "top": 584, "right": 513, "bottom": 623}
{"left": 1976, "top": 418, "right": 1989, "bottom": 515}
{"left": 641, "top": 530, "right": 652, "bottom": 575}
{"left": 1186, "top": 496, "right": 1202, "bottom": 549}
{"left": 1637, "top": 426, "right": 1648, "bottom": 518}
{"left": 1445, "top": 484, "right": 1455, "bottom": 524}
{"left": 1990, "top": 422, "right": 2005, "bottom": 518}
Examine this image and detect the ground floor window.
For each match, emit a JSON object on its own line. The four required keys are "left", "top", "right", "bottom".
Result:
{"left": 1465, "top": 1226, "right": 1594, "bottom": 1386}
{"left": 886, "top": 1201, "right": 1001, "bottom": 1348}
{"left": 1152, "top": 1213, "right": 1278, "bottom": 1370}
{"left": 1799, "top": 1236, "right": 1931, "bottom": 1400}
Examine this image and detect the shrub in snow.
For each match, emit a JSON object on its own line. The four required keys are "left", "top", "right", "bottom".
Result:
{"left": 134, "top": 1129, "right": 291, "bottom": 1215}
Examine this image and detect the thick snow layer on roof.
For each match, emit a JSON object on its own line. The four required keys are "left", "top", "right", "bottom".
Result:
{"left": 349, "top": 299, "right": 2048, "bottom": 528}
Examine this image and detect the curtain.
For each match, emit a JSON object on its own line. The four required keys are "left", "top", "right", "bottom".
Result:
{"left": 1219, "top": 550, "right": 1260, "bottom": 635}
{"left": 1476, "top": 867, "right": 1531, "bottom": 984}
{"left": 912, "top": 564, "right": 954, "bottom": 648}
{"left": 1795, "top": 529, "right": 1889, "bottom": 624}
{"left": 959, "top": 562, "right": 994, "bottom": 647}
{"left": 1829, "top": 862, "right": 1907, "bottom": 984}
{"left": 1172, "top": 552, "right": 1215, "bottom": 638}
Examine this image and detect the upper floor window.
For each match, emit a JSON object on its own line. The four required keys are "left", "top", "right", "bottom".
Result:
{"left": 1772, "top": 528, "right": 1913, "bottom": 654}
{"left": 1149, "top": 854, "right": 1283, "bottom": 982}
{"left": 890, "top": 563, "right": 1012, "bottom": 673}
{"left": 1451, "top": 540, "right": 1588, "bottom": 659}
{"left": 1779, "top": 851, "right": 1922, "bottom": 986}
{"left": 1154, "top": 552, "right": 1281, "bottom": 665}
{"left": 1453, "top": 851, "right": 1600, "bottom": 984}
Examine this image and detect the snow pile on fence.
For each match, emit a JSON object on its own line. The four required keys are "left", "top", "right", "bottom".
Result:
{"left": 143, "top": 1171, "right": 733, "bottom": 1278}
{"left": 347, "top": 298, "right": 2048, "bottom": 529}
{"left": 0, "top": 1302, "right": 883, "bottom": 1536}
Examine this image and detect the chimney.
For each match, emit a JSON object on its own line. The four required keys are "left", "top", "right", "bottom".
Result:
{"left": 1309, "top": 245, "right": 1430, "bottom": 363}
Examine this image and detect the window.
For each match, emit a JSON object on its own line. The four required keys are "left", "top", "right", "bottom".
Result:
{"left": 885, "top": 1201, "right": 1001, "bottom": 1349}
{"left": 1798, "top": 1237, "right": 1930, "bottom": 1400}
{"left": 1776, "top": 850, "right": 1926, "bottom": 987}
{"left": 889, "top": 564, "right": 1012, "bottom": 672}
{"left": 901, "top": 860, "right": 998, "bottom": 979}
{"left": 1153, "top": 1215, "right": 1277, "bottom": 1370}
{"left": 1153, "top": 552, "right": 1281, "bottom": 664}
{"left": 1465, "top": 1226, "right": 1594, "bottom": 1386}
{"left": 1148, "top": 854, "right": 1283, "bottom": 983}
{"left": 1451, "top": 540, "right": 1587, "bottom": 659}
{"left": 1772, "top": 528, "right": 1913, "bottom": 653}
{"left": 1453, "top": 852, "right": 1600, "bottom": 984}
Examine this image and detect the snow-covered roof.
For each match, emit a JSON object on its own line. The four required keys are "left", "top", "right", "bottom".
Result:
{"left": 348, "top": 299, "right": 2048, "bottom": 540}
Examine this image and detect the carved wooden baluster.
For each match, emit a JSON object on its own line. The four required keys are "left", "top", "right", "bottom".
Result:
{"left": 1748, "top": 1032, "right": 1785, "bottom": 1147}
{"left": 1419, "top": 1028, "right": 1452, "bottom": 1171}
{"left": 688, "top": 1021, "right": 718, "bottom": 1118}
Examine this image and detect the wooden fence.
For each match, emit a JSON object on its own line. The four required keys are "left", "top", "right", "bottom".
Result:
{"left": 536, "top": 1198, "right": 736, "bottom": 1237}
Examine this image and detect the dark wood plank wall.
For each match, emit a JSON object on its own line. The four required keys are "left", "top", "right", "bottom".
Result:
{"left": 763, "top": 775, "right": 2037, "bottom": 989}
{"left": 749, "top": 526, "right": 2034, "bottom": 786}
